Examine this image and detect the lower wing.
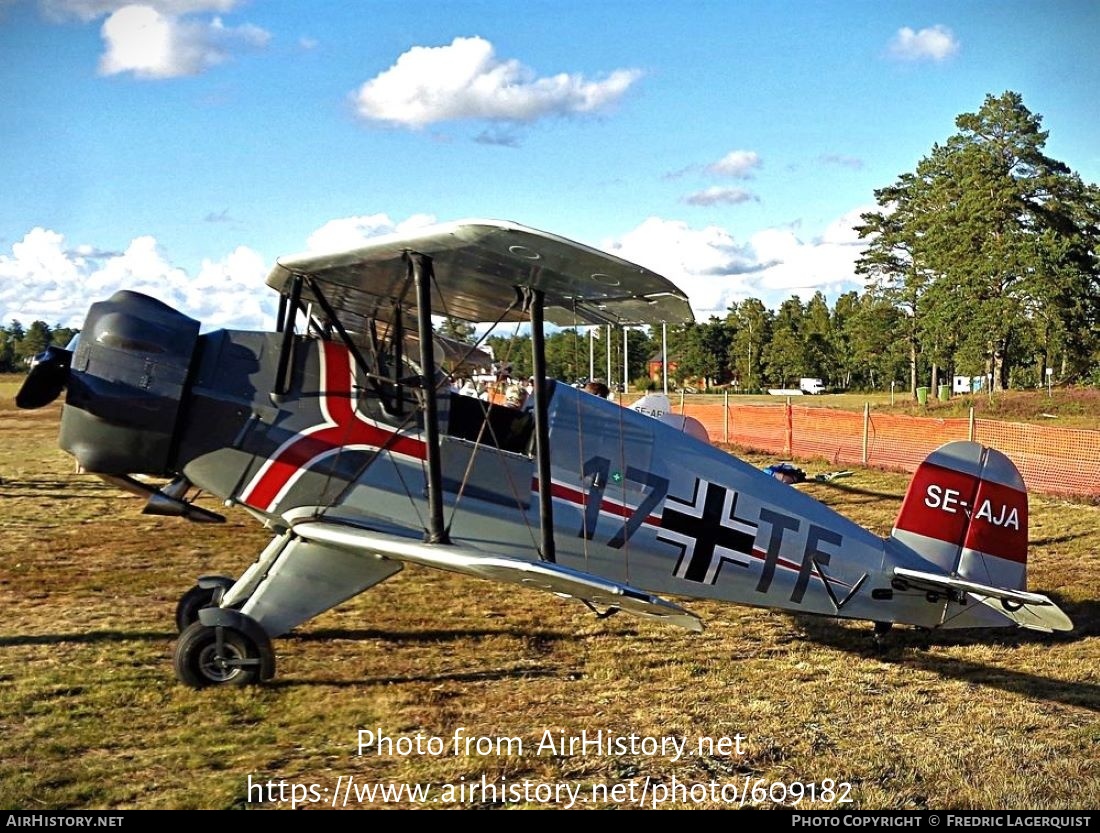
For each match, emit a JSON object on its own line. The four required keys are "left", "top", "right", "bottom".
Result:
{"left": 290, "top": 518, "right": 703, "bottom": 633}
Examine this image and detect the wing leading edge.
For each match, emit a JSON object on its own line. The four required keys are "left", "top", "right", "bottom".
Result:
{"left": 267, "top": 219, "right": 695, "bottom": 330}
{"left": 290, "top": 519, "right": 704, "bottom": 633}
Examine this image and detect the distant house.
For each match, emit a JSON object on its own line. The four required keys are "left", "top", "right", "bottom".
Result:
{"left": 646, "top": 351, "right": 680, "bottom": 385}
{"left": 645, "top": 352, "right": 707, "bottom": 390}
{"left": 953, "top": 375, "right": 988, "bottom": 394}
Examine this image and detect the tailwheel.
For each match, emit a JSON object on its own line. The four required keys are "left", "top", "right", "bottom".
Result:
{"left": 174, "top": 621, "right": 272, "bottom": 688}
{"left": 175, "top": 576, "right": 235, "bottom": 632}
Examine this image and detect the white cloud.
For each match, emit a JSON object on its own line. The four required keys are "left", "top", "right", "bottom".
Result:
{"left": 353, "top": 36, "right": 642, "bottom": 128}
{"left": 683, "top": 186, "right": 758, "bottom": 207}
{"left": 305, "top": 213, "right": 438, "bottom": 253}
{"left": 601, "top": 209, "right": 873, "bottom": 319}
{"left": 0, "top": 227, "right": 274, "bottom": 330}
{"left": 707, "top": 150, "right": 761, "bottom": 178}
{"left": 0, "top": 229, "right": 85, "bottom": 325}
{"left": 602, "top": 218, "right": 757, "bottom": 320}
{"left": 888, "top": 25, "right": 960, "bottom": 62}
{"left": 189, "top": 246, "right": 271, "bottom": 330}
{"left": 98, "top": 4, "right": 269, "bottom": 79}
{"left": 39, "top": 0, "right": 238, "bottom": 22}
{"left": 746, "top": 205, "right": 873, "bottom": 299}
{"left": 0, "top": 215, "right": 455, "bottom": 332}
{"left": 819, "top": 206, "right": 871, "bottom": 245}
{"left": 0, "top": 211, "right": 873, "bottom": 335}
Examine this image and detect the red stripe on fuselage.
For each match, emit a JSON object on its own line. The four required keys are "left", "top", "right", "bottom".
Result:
{"left": 240, "top": 342, "right": 426, "bottom": 511}
{"left": 542, "top": 477, "right": 836, "bottom": 586}
{"left": 546, "top": 479, "right": 662, "bottom": 526}
{"left": 240, "top": 349, "right": 853, "bottom": 589}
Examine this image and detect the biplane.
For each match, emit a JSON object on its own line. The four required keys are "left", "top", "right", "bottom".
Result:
{"left": 17, "top": 219, "right": 1072, "bottom": 687}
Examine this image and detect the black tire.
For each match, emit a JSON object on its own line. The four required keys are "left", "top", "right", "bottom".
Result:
{"left": 173, "top": 621, "right": 267, "bottom": 688}
{"left": 174, "top": 577, "right": 234, "bottom": 632}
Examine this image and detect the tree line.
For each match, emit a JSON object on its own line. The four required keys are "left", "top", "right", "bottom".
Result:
{"left": 0, "top": 321, "right": 79, "bottom": 373}
{"left": 472, "top": 290, "right": 939, "bottom": 394}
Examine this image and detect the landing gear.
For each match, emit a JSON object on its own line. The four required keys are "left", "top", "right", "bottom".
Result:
{"left": 872, "top": 621, "right": 893, "bottom": 647}
{"left": 173, "top": 619, "right": 274, "bottom": 688}
{"left": 175, "top": 576, "right": 235, "bottom": 632}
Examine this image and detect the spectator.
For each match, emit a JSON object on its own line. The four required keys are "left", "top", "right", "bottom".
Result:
{"left": 583, "top": 380, "right": 610, "bottom": 398}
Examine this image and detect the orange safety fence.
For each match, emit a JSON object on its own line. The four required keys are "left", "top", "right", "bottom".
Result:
{"left": 793, "top": 406, "right": 868, "bottom": 464}
{"left": 973, "top": 419, "right": 1100, "bottom": 499}
{"left": 863, "top": 412, "right": 972, "bottom": 473}
{"left": 657, "top": 399, "right": 1100, "bottom": 499}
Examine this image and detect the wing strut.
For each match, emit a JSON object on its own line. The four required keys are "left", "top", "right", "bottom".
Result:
{"left": 274, "top": 274, "right": 302, "bottom": 395}
{"left": 527, "top": 287, "right": 556, "bottom": 563}
{"left": 407, "top": 251, "right": 450, "bottom": 545}
{"left": 392, "top": 302, "right": 405, "bottom": 416}
{"left": 303, "top": 275, "right": 398, "bottom": 414}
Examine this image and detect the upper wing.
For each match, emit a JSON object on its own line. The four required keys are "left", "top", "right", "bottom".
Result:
{"left": 893, "top": 567, "right": 1073, "bottom": 633}
{"left": 290, "top": 518, "right": 703, "bottom": 633}
{"left": 266, "top": 219, "right": 694, "bottom": 329}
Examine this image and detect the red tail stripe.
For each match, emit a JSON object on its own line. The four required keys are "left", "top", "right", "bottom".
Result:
{"left": 962, "top": 478, "right": 1028, "bottom": 564}
{"left": 895, "top": 461, "right": 981, "bottom": 548}
{"left": 895, "top": 460, "right": 1027, "bottom": 564}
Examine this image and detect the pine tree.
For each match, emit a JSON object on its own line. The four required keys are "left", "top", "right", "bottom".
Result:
{"left": 857, "top": 91, "right": 1099, "bottom": 392}
{"left": 726, "top": 300, "right": 771, "bottom": 391}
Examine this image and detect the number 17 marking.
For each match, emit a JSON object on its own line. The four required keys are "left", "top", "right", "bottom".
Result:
{"left": 579, "top": 455, "right": 668, "bottom": 548}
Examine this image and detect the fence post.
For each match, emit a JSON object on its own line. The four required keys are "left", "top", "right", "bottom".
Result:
{"left": 968, "top": 406, "right": 975, "bottom": 442}
{"left": 724, "top": 390, "right": 729, "bottom": 443}
{"left": 785, "top": 397, "right": 793, "bottom": 457}
{"left": 680, "top": 388, "right": 685, "bottom": 415}
{"left": 862, "top": 402, "right": 869, "bottom": 465}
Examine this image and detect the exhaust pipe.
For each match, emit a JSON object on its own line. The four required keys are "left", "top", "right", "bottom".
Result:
{"left": 99, "top": 475, "right": 225, "bottom": 523}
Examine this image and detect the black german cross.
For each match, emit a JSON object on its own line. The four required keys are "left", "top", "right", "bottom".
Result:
{"left": 657, "top": 478, "right": 758, "bottom": 585}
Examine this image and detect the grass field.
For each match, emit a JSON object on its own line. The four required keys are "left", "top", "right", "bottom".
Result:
{"left": 0, "top": 393, "right": 1097, "bottom": 810}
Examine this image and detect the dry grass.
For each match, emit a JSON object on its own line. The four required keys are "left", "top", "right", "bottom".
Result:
{"left": 881, "top": 387, "right": 1100, "bottom": 430}
{"left": 0, "top": 400, "right": 1097, "bottom": 810}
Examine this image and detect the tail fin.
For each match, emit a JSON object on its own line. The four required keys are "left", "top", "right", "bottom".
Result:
{"left": 890, "top": 441, "right": 1071, "bottom": 633}
{"left": 891, "top": 441, "right": 1027, "bottom": 592}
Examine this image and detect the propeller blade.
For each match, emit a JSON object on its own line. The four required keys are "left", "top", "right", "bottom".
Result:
{"left": 16, "top": 346, "right": 72, "bottom": 409}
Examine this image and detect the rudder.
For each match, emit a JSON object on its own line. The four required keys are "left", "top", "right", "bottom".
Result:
{"left": 891, "top": 440, "right": 1027, "bottom": 592}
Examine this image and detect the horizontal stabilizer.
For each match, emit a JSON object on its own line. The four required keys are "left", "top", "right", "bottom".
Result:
{"left": 893, "top": 567, "right": 1072, "bottom": 633}
{"left": 292, "top": 520, "right": 704, "bottom": 633}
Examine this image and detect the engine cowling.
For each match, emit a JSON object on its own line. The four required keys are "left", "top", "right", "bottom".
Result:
{"left": 59, "top": 290, "right": 200, "bottom": 475}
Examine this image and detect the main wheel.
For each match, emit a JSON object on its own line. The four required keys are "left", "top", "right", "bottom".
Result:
{"left": 174, "top": 621, "right": 269, "bottom": 688}
{"left": 175, "top": 577, "right": 234, "bottom": 632}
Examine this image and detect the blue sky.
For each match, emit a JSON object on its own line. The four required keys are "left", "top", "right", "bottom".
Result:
{"left": 1, "top": 0, "right": 1098, "bottom": 330}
